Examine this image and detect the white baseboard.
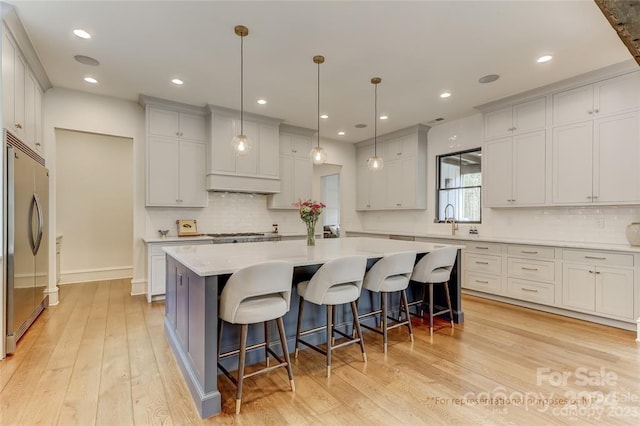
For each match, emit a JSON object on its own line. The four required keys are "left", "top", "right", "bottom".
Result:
{"left": 44, "top": 287, "right": 59, "bottom": 306}
{"left": 59, "top": 266, "right": 133, "bottom": 284}
{"left": 130, "top": 278, "right": 146, "bottom": 296}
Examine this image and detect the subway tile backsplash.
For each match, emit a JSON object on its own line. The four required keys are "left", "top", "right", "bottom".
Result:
{"left": 146, "top": 192, "right": 305, "bottom": 237}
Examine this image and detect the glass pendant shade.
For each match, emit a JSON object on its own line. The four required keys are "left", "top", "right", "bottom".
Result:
{"left": 367, "top": 77, "right": 384, "bottom": 171}
{"left": 231, "top": 134, "right": 251, "bottom": 156}
{"left": 310, "top": 145, "right": 327, "bottom": 164}
{"left": 367, "top": 155, "right": 384, "bottom": 171}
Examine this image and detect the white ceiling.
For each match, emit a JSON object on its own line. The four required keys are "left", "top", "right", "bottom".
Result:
{"left": 7, "top": 0, "right": 634, "bottom": 143}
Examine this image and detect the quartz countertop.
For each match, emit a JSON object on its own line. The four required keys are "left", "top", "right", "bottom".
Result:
{"left": 345, "top": 230, "right": 640, "bottom": 253}
{"left": 143, "top": 235, "right": 214, "bottom": 244}
{"left": 163, "top": 237, "right": 465, "bottom": 277}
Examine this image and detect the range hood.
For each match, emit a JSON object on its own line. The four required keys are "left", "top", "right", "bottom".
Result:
{"left": 206, "top": 174, "right": 280, "bottom": 194}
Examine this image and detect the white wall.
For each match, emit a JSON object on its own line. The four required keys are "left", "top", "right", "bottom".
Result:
{"left": 55, "top": 129, "right": 133, "bottom": 283}
{"left": 43, "top": 88, "right": 146, "bottom": 303}
{"left": 357, "top": 113, "right": 640, "bottom": 245}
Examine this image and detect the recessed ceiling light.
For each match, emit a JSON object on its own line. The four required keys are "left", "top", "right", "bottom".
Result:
{"left": 73, "top": 29, "right": 91, "bottom": 39}
{"left": 479, "top": 74, "right": 500, "bottom": 84}
{"left": 84, "top": 77, "right": 98, "bottom": 84}
{"left": 355, "top": 123, "right": 367, "bottom": 128}
{"left": 379, "top": 115, "right": 388, "bottom": 120}
{"left": 257, "top": 99, "right": 267, "bottom": 105}
{"left": 338, "top": 131, "right": 345, "bottom": 136}
{"left": 74, "top": 55, "right": 100, "bottom": 66}
{"left": 440, "top": 92, "right": 452, "bottom": 98}
{"left": 171, "top": 78, "right": 184, "bottom": 85}
{"left": 537, "top": 55, "right": 553, "bottom": 63}
{"left": 320, "top": 114, "right": 328, "bottom": 119}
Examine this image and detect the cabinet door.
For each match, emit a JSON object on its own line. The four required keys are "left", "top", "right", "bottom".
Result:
{"left": 484, "top": 106, "right": 513, "bottom": 139}
{"left": 147, "top": 137, "right": 179, "bottom": 206}
{"left": 483, "top": 137, "right": 513, "bottom": 207}
{"left": 34, "top": 86, "right": 43, "bottom": 153}
{"left": 176, "top": 263, "right": 189, "bottom": 351}
{"left": 293, "top": 156, "right": 312, "bottom": 202}
{"left": 151, "top": 254, "right": 167, "bottom": 297}
{"left": 269, "top": 155, "right": 294, "bottom": 208}
{"left": 211, "top": 112, "right": 236, "bottom": 173}
{"left": 2, "top": 33, "right": 16, "bottom": 130}
{"left": 513, "top": 131, "right": 546, "bottom": 205}
{"left": 595, "top": 267, "right": 634, "bottom": 320}
{"left": 179, "top": 113, "right": 206, "bottom": 141}
{"left": 292, "top": 134, "right": 312, "bottom": 159}
{"left": 178, "top": 141, "right": 207, "bottom": 207}
{"left": 553, "top": 84, "right": 594, "bottom": 126}
{"left": 369, "top": 168, "right": 386, "bottom": 209}
{"left": 562, "top": 263, "right": 596, "bottom": 312}
{"left": 149, "top": 108, "right": 180, "bottom": 137}
{"left": 593, "top": 112, "right": 640, "bottom": 203}
{"left": 356, "top": 166, "right": 370, "bottom": 209}
{"left": 512, "top": 97, "right": 546, "bottom": 134}
{"left": 595, "top": 72, "right": 640, "bottom": 117}
{"left": 259, "top": 123, "right": 279, "bottom": 177}
{"left": 13, "top": 53, "right": 25, "bottom": 138}
{"left": 165, "top": 257, "right": 177, "bottom": 328}
{"left": 552, "top": 122, "right": 593, "bottom": 204}
{"left": 23, "top": 71, "right": 36, "bottom": 147}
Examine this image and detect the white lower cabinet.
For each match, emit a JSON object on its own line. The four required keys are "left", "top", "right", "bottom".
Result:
{"left": 146, "top": 240, "right": 212, "bottom": 303}
{"left": 562, "top": 250, "right": 635, "bottom": 321}
{"left": 462, "top": 242, "right": 504, "bottom": 294}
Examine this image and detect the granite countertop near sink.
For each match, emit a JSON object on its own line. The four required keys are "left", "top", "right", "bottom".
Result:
{"left": 345, "top": 229, "right": 640, "bottom": 253}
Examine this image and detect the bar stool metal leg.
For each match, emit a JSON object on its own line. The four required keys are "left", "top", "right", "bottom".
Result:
{"left": 276, "top": 317, "right": 295, "bottom": 391}
{"left": 350, "top": 301, "right": 367, "bottom": 362}
{"left": 264, "top": 321, "right": 270, "bottom": 367}
{"left": 443, "top": 282, "right": 454, "bottom": 328}
{"left": 236, "top": 324, "right": 248, "bottom": 414}
{"left": 428, "top": 283, "right": 434, "bottom": 336}
{"left": 381, "top": 292, "right": 388, "bottom": 354}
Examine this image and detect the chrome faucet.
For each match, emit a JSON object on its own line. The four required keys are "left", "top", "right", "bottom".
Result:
{"left": 444, "top": 203, "right": 458, "bottom": 236}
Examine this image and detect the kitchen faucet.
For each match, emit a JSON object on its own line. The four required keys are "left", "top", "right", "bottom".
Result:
{"left": 444, "top": 203, "right": 458, "bottom": 236}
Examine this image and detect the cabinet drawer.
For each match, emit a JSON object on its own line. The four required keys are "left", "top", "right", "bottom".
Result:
{"left": 465, "top": 253, "right": 502, "bottom": 274}
{"left": 464, "top": 242, "right": 502, "bottom": 255}
{"left": 507, "top": 278, "right": 555, "bottom": 305}
{"left": 562, "top": 249, "right": 633, "bottom": 267}
{"left": 507, "top": 245, "right": 555, "bottom": 260}
{"left": 464, "top": 272, "right": 501, "bottom": 293}
{"left": 507, "top": 258, "right": 555, "bottom": 282}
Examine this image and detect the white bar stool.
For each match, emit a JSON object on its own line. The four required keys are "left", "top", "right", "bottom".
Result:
{"left": 217, "top": 261, "right": 295, "bottom": 414}
{"left": 357, "top": 251, "right": 417, "bottom": 353}
{"left": 294, "top": 255, "right": 367, "bottom": 377}
{"left": 406, "top": 247, "right": 457, "bottom": 336}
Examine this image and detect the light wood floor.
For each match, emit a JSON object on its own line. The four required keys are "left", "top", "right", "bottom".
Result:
{"left": 1, "top": 279, "right": 638, "bottom": 425}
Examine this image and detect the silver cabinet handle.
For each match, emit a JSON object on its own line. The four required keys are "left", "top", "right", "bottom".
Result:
{"left": 594, "top": 109, "right": 599, "bottom": 114}
{"left": 475, "top": 246, "right": 489, "bottom": 250}
{"left": 475, "top": 261, "right": 489, "bottom": 265}
{"left": 521, "top": 267, "right": 539, "bottom": 271}
{"left": 15, "top": 123, "right": 22, "bottom": 129}
{"left": 521, "top": 251, "right": 538, "bottom": 254}
{"left": 475, "top": 279, "right": 489, "bottom": 284}
{"left": 588, "top": 110, "right": 593, "bottom": 115}
{"left": 585, "top": 256, "right": 606, "bottom": 260}
{"left": 521, "top": 288, "right": 538, "bottom": 293}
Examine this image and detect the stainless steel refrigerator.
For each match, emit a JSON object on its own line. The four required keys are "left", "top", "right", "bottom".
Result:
{"left": 4, "top": 129, "right": 48, "bottom": 355}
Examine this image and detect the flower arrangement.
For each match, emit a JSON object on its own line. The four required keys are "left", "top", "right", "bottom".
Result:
{"left": 295, "top": 199, "right": 326, "bottom": 246}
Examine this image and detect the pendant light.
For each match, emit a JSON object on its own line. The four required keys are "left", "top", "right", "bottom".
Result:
{"left": 367, "top": 77, "right": 384, "bottom": 171}
{"left": 310, "top": 55, "right": 327, "bottom": 165}
{"left": 231, "top": 25, "right": 250, "bottom": 156}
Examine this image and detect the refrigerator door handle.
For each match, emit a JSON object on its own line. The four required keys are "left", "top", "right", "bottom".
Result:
{"left": 29, "top": 194, "right": 44, "bottom": 255}
{"left": 33, "top": 194, "right": 44, "bottom": 255}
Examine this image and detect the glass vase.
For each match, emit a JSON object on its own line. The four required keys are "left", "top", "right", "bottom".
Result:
{"left": 305, "top": 220, "right": 317, "bottom": 246}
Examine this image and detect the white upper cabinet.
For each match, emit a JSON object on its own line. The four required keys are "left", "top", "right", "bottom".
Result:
{"left": 355, "top": 125, "right": 427, "bottom": 211}
{"left": 145, "top": 104, "right": 207, "bottom": 207}
{"left": 484, "top": 131, "right": 546, "bottom": 207}
{"left": 483, "top": 97, "right": 546, "bottom": 140}
{"left": 552, "top": 121, "right": 593, "bottom": 204}
{"left": 553, "top": 71, "right": 640, "bottom": 126}
{"left": 207, "top": 105, "right": 281, "bottom": 193}
{"left": 268, "top": 127, "right": 313, "bottom": 209}
{"left": 2, "top": 28, "right": 44, "bottom": 153}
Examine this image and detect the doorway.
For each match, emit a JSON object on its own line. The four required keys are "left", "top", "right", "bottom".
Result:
{"left": 314, "top": 164, "right": 342, "bottom": 238}
{"left": 55, "top": 129, "right": 133, "bottom": 283}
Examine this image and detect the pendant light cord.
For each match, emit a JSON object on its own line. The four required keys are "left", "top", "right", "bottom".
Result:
{"left": 317, "top": 61, "right": 320, "bottom": 148}
{"left": 240, "top": 34, "right": 244, "bottom": 135}
{"left": 374, "top": 82, "right": 378, "bottom": 156}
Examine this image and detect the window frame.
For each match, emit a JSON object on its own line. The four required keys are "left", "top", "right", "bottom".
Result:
{"left": 436, "top": 147, "right": 482, "bottom": 224}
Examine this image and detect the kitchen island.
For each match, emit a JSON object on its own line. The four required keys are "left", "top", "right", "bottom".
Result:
{"left": 163, "top": 237, "right": 464, "bottom": 418}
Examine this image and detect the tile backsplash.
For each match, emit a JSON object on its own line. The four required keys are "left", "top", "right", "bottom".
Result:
{"left": 146, "top": 192, "right": 305, "bottom": 237}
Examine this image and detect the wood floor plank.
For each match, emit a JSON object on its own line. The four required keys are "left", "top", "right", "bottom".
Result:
{"left": 1, "top": 282, "right": 638, "bottom": 425}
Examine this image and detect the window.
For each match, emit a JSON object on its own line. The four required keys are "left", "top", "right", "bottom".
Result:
{"left": 437, "top": 148, "right": 481, "bottom": 223}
